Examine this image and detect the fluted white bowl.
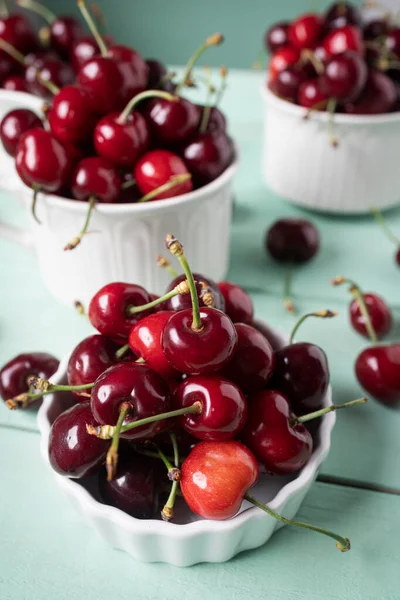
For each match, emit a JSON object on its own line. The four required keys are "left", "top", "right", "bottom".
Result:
{"left": 37, "top": 326, "right": 335, "bottom": 566}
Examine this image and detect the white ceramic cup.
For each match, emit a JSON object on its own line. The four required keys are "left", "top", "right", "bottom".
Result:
{"left": 262, "top": 85, "right": 400, "bottom": 214}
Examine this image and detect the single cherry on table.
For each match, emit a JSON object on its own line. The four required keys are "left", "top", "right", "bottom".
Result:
{"left": 0, "top": 352, "right": 59, "bottom": 404}
{"left": 355, "top": 344, "right": 400, "bottom": 407}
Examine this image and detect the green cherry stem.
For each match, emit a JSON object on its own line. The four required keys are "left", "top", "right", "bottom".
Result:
{"left": 126, "top": 279, "right": 190, "bottom": 315}
{"left": 115, "top": 343, "right": 130, "bottom": 359}
{"left": 121, "top": 178, "right": 136, "bottom": 190}
{"left": 106, "top": 402, "right": 130, "bottom": 481}
{"left": 289, "top": 310, "right": 338, "bottom": 345}
{"left": 214, "top": 65, "right": 228, "bottom": 107}
{"left": 77, "top": 0, "right": 108, "bottom": 57}
{"left": 6, "top": 379, "right": 94, "bottom": 410}
{"left": 370, "top": 206, "right": 400, "bottom": 247}
{"left": 176, "top": 32, "right": 224, "bottom": 93}
{"left": 32, "top": 186, "right": 42, "bottom": 225}
{"left": 157, "top": 255, "right": 178, "bottom": 279}
{"left": 284, "top": 267, "right": 295, "bottom": 314}
{"left": 199, "top": 66, "right": 213, "bottom": 134}
{"left": 36, "top": 71, "right": 60, "bottom": 95}
{"left": 161, "top": 433, "right": 181, "bottom": 521}
{"left": 138, "top": 174, "right": 192, "bottom": 203}
{"left": 64, "top": 196, "right": 96, "bottom": 251}
{"left": 116, "top": 90, "right": 178, "bottom": 125}
{"left": 0, "top": 38, "right": 26, "bottom": 65}
{"left": 244, "top": 493, "right": 351, "bottom": 552}
{"left": 330, "top": 276, "right": 377, "bottom": 345}
{"left": 16, "top": 0, "right": 56, "bottom": 23}
{"left": 293, "top": 397, "right": 368, "bottom": 425}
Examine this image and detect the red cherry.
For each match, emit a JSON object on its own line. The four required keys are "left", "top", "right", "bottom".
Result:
{"left": 77, "top": 57, "right": 125, "bottom": 115}
{"left": 25, "top": 57, "right": 75, "bottom": 100}
{"left": 48, "top": 401, "right": 109, "bottom": 478}
{"left": 289, "top": 13, "right": 322, "bottom": 50}
{"left": 268, "top": 46, "right": 300, "bottom": 81}
{"left": 197, "top": 105, "right": 227, "bottom": 133}
{"left": 269, "top": 66, "right": 307, "bottom": 102}
{"left": 49, "top": 16, "right": 82, "bottom": 59}
{"left": 0, "top": 15, "right": 38, "bottom": 55}
{"left": 266, "top": 218, "right": 320, "bottom": 263}
{"left": 320, "top": 51, "right": 367, "bottom": 102}
{"left": 251, "top": 319, "right": 286, "bottom": 352}
{"left": 0, "top": 352, "right": 59, "bottom": 402}
{"left": 47, "top": 85, "right": 97, "bottom": 146}
{"left": 146, "top": 58, "right": 167, "bottom": 88}
{"left": 164, "top": 273, "right": 225, "bottom": 313}
{"left": 355, "top": 345, "right": 400, "bottom": 406}
{"left": 1, "top": 75, "right": 28, "bottom": 91}
{"left": 88, "top": 282, "right": 153, "bottom": 341}
{"left": 323, "top": 25, "right": 363, "bottom": 56}
{"left": 242, "top": 389, "right": 313, "bottom": 474}
{"left": 90, "top": 362, "right": 170, "bottom": 440}
{"left": 217, "top": 281, "right": 253, "bottom": 324}
{"left": 180, "top": 440, "right": 259, "bottom": 520}
{"left": 134, "top": 150, "right": 193, "bottom": 200}
{"left": 298, "top": 78, "right": 329, "bottom": 108}
{"left": 70, "top": 35, "right": 114, "bottom": 71}
{"left": 175, "top": 375, "right": 247, "bottom": 441}
{"left": 324, "top": 3, "right": 362, "bottom": 31}
{"left": 107, "top": 45, "right": 149, "bottom": 105}
{"left": 180, "top": 131, "right": 233, "bottom": 186}
{"left": 71, "top": 157, "right": 121, "bottom": 203}
{"left": 0, "top": 108, "right": 43, "bottom": 157}
{"left": 344, "top": 70, "right": 397, "bottom": 115}
{"left": 350, "top": 293, "right": 392, "bottom": 339}
{"left": 265, "top": 22, "right": 290, "bottom": 53}
{"left": 144, "top": 96, "right": 200, "bottom": 144}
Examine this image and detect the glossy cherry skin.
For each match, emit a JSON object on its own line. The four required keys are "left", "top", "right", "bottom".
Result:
{"left": 242, "top": 389, "right": 313, "bottom": 475}
{"left": 175, "top": 375, "right": 247, "bottom": 441}
{"left": 144, "top": 97, "right": 200, "bottom": 144}
{"left": 94, "top": 111, "right": 150, "bottom": 168}
{"left": 77, "top": 57, "right": 124, "bottom": 115}
{"left": 2, "top": 75, "right": 28, "bottom": 92}
{"left": 251, "top": 319, "right": 285, "bottom": 352}
{"left": 349, "top": 293, "right": 392, "bottom": 339}
{"left": 266, "top": 218, "right": 319, "bottom": 263}
{"left": 355, "top": 345, "right": 400, "bottom": 406}
{"left": 344, "top": 70, "right": 397, "bottom": 115}
{"left": 47, "top": 86, "right": 97, "bottom": 146}
{"left": 99, "top": 445, "right": 159, "bottom": 518}
{"left": 268, "top": 47, "right": 300, "bottom": 82}
{"left": 324, "top": 2, "right": 362, "bottom": 30}
{"left": 221, "top": 323, "right": 275, "bottom": 395}
{"left": 134, "top": 150, "right": 193, "bottom": 200}
{"left": 320, "top": 51, "right": 367, "bottom": 102}
{"left": 269, "top": 66, "right": 307, "bottom": 102}
{"left": 25, "top": 57, "right": 75, "bottom": 100}
{"left": 108, "top": 45, "right": 149, "bottom": 104}
{"left": 289, "top": 13, "right": 322, "bottom": 50}
{"left": 0, "top": 15, "right": 38, "bottom": 54}
{"left": 164, "top": 273, "right": 225, "bottom": 313}
{"left": 265, "top": 22, "right": 290, "bottom": 53}
{"left": 217, "top": 281, "right": 253, "bottom": 324}
{"left": 197, "top": 105, "right": 227, "bottom": 134}
{"left": 128, "top": 311, "right": 180, "bottom": 380}
{"left": 49, "top": 17, "right": 82, "bottom": 59}
{"left": 180, "top": 440, "right": 259, "bottom": 520}
{"left": 269, "top": 342, "right": 329, "bottom": 415}
{"left": 162, "top": 308, "right": 238, "bottom": 375}
{"left": 71, "top": 157, "right": 121, "bottom": 203}
{"left": 0, "top": 352, "right": 59, "bottom": 402}
{"left": 70, "top": 36, "right": 114, "bottom": 72}
{"left": 48, "top": 401, "right": 109, "bottom": 478}
{"left": 323, "top": 25, "right": 363, "bottom": 56}
{"left": 0, "top": 109, "right": 43, "bottom": 157}
{"left": 88, "top": 282, "right": 153, "bottom": 341}
{"left": 180, "top": 132, "right": 233, "bottom": 187}
{"left": 15, "top": 129, "right": 72, "bottom": 193}
{"left": 298, "top": 79, "right": 329, "bottom": 108}
{"left": 90, "top": 362, "right": 170, "bottom": 441}
{"left": 385, "top": 28, "right": 400, "bottom": 60}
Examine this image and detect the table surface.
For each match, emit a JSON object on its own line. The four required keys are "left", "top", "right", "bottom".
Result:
{"left": 1, "top": 69, "right": 399, "bottom": 599}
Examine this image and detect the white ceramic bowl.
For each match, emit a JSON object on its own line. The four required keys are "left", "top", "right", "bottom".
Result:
{"left": 37, "top": 327, "right": 335, "bottom": 566}
{"left": 262, "top": 85, "right": 400, "bottom": 214}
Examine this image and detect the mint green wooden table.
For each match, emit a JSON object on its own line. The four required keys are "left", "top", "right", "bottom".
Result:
{"left": 1, "top": 70, "right": 399, "bottom": 598}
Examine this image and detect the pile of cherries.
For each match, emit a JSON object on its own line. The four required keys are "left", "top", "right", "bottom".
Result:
{"left": 265, "top": 1, "right": 400, "bottom": 116}
{"left": 0, "top": 0, "right": 233, "bottom": 248}
{"left": 1, "top": 234, "right": 370, "bottom": 552}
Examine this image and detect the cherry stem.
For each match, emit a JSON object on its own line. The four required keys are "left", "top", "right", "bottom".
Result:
{"left": 327, "top": 98, "right": 338, "bottom": 148}
{"left": 36, "top": 71, "right": 60, "bottom": 95}
{"left": 303, "top": 99, "right": 330, "bottom": 120}
{"left": 214, "top": 65, "right": 228, "bottom": 107}
{"left": 161, "top": 433, "right": 181, "bottom": 521}
{"left": 126, "top": 279, "right": 190, "bottom": 315}
{"left": 74, "top": 300, "right": 87, "bottom": 317}
{"left": 245, "top": 493, "right": 350, "bottom": 552}
{"left": 64, "top": 196, "right": 96, "bottom": 251}
{"left": 199, "top": 66, "right": 213, "bottom": 134}
{"left": 6, "top": 380, "right": 94, "bottom": 410}
{"left": 116, "top": 90, "right": 178, "bottom": 125}
{"left": 370, "top": 206, "right": 400, "bottom": 247}
{"left": 31, "top": 186, "right": 41, "bottom": 225}
{"left": 301, "top": 49, "right": 324, "bottom": 76}
{"left": 157, "top": 255, "right": 178, "bottom": 278}
{"left": 0, "top": 38, "right": 26, "bottom": 65}
{"left": 90, "top": 2, "right": 105, "bottom": 33}
{"left": 115, "top": 343, "right": 130, "bottom": 359}
{"left": 330, "top": 276, "right": 377, "bottom": 345}
{"left": 121, "top": 178, "right": 136, "bottom": 190}
{"left": 77, "top": 0, "right": 108, "bottom": 57}
{"left": 289, "top": 310, "right": 338, "bottom": 344}
{"left": 293, "top": 398, "right": 368, "bottom": 425}
{"left": 166, "top": 234, "right": 202, "bottom": 331}
{"left": 106, "top": 402, "right": 130, "bottom": 481}
{"left": 176, "top": 32, "right": 224, "bottom": 93}
{"left": 153, "top": 444, "right": 175, "bottom": 471}
{"left": 138, "top": 174, "right": 192, "bottom": 203}
{"left": 284, "top": 267, "right": 295, "bottom": 314}
{"left": 16, "top": 0, "right": 56, "bottom": 23}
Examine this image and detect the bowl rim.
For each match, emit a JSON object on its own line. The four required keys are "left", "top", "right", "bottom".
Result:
{"left": 37, "top": 324, "right": 335, "bottom": 538}
{"left": 261, "top": 83, "right": 400, "bottom": 125}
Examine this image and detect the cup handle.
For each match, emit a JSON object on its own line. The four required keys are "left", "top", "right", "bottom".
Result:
{"left": 0, "top": 219, "right": 33, "bottom": 251}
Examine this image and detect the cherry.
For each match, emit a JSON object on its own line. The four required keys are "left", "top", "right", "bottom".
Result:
{"left": 201, "top": 106, "right": 227, "bottom": 133}
{"left": 0, "top": 352, "right": 59, "bottom": 403}
{"left": 77, "top": 56, "right": 126, "bottom": 115}
{"left": 144, "top": 96, "right": 200, "bottom": 144}
{"left": 90, "top": 362, "right": 170, "bottom": 441}
{"left": 320, "top": 51, "right": 367, "bottom": 102}
{"left": 0, "top": 108, "right": 43, "bottom": 157}
{"left": 289, "top": 13, "right": 322, "bottom": 50}
{"left": 88, "top": 282, "right": 153, "bottom": 341}
{"left": 344, "top": 70, "right": 397, "bottom": 115}
{"left": 324, "top": 2, "right": 362, "bottom": 30}
{"left": 323, "top": 25, "right": 363, "bottom": 56}
{"left": 71, "top": 157, "right": 121, "bottom": 203}
{"left": 221, "top": 323, "right": 275, "bottom": 395}
{"left": 266, "top": 218, "right": 320, "bottom": 263}
{"left": 350, "top": 292, "right": 392, "bottom": 339}
{"left": 175, "top": 375, "right": 247, "bottom": 441}
{"left": 107, "top": 45, "right": 149, "bottom": 106}
{"left": 298, "top": 79, "right": 329, "bottom": 109}
{"left": 251, "top": 319, "right": 286, "bottom": 352}
{"left": 217, "top": 281, "right": 253, "bottom": 324}
{"left": 268, "top": 46, "right": 300, "bottom": 82}
{"left": 98, "top": 445, "right": 159, "bottom": 518}
{"left": 1, "top": 74, "right": 28, "bottom": 91}
{"left": 265, "top": 22, "right": 290, "bottom": 53}
{"left": 385, "top": 28, "right": 400, "bottom": 60}
{"left": 164, "top": 273, "right": 225, "bottom": 313}
{"left": 0, "top": 14, "right": 38, "bottom": 55}
{"left": 363, "top": 19, "right": 388, "bottom": 41}
{"left": 269, "top": 66, "right": 307, "bottom": 102}
{"left": 25, "top": 57, "right": 75, "bottom": 100}
{"left": 134, "top": 150, "right": 193, "bottom": 200}
{"left": 70, "top": 35, "right": 114, "bottom": 71}
{"left": 146, "top": 58, "right": 167, "bottom": 88}
{"left": 181, "top": 131, "right": 233, "bottom": 187}
{"left": 48, "top": 401, "right": 109, "bottom": 478}
{"left": 46, "top": 85, "right": 97, "bottom": 146}
{"left": 355, "top": 345, "right": 400, "bottom": 406}
{"left": 0, "top": 53, "right": 15, "bottom": 81}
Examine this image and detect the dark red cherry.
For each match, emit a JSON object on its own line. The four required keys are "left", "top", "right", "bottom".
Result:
{"left": 269, "top": 66, "right": 307, "bottom": 101}
{"left": 88, "top": 282, "right": 153, "bottom": 341}
{"left": 363, "top": 19, "right": 388, "bottom": 41}
{"left": 90, "top": 362, "right": 170, "bottom": 441}
{"left": 217, "top": 281, "right": 253, "bottom": 324}
{"left": 385, "top": 28, "right": 400, "bottom": 60}
{"left": 265, "top": 22, "right": 290, "bottom": 53}
{"left": 323, "top": 25, "right": 364, "bottom": 56}
{"left": 107, "top": 45, "right": 149, "bottom": 105}
{"left": 298, "top": 78, "right": 329, "bottom": 108}
{"left": 320, "top": 51, "right": 367, "bottom": 101}
{"left": 396, "top": 248, "right": 400, "bottom": 266}
{"left": 129, "top": 311, "right": 180, "bottom": 380}
{"left": 289, "top": 13, "right": 322, "bottom": 50}
{"left": 0, "top": 54, "right": 15, "bottom": 82}
{"left": 70, "top": 35, "right": 114, "bottom": 71}
{"left": 324, "top": 2, "right": 362, "bottom": 30}
{"left": 175, "top": 375, "right": 247, "bottom": 441}
{"left": 197, "top": 105, "right": 227, "bottom": 133}
{"left": 355, "top": 345, "right": 400, "bottom": 406}
{"left": 49, "top": 16, "right": 82, "bottom": 59}
{"left": 344, "top": 70, "right": 397, "bottom": 115}
{"left": 77, "top": 57, "right": 124, "bottom": 115}
{"left": 71, "top": 157, "right": 121, "bottom": 203}
{"left": 2, "top": 75, "right": 28, "bottom": 91}
{"left": 221, "top": 323, "right": 275, "bottom": 395}
{"left": 266, "top": 218, "right": 320, "bottom": 263}
{"left": 162, "top": 307, "right": 238, "bottom": 375}
{"left": 0, "top": 15, "right": 38, "bottom": 54}
{"left": 146, "top": 58, "right": 167, "bottom": 88}
{"left": 0, "top": 352, "right": 59, "bottom": 402}
{"left": 349, "top": 293, "right": 392, "bottom": 339}
{"left": 241, "top": 389, "right": 313, "bottom": 475}
{"left": 180, "top": 131, "right": 233, "bottom": 186}
{"left": 268, "top": 46, "right": 300, "bottom": 81}
{"left": 47, "top": 85, "right": 97, "bottom": 146}
{"left": 94, "top": 110, "right": 150, "bottom": 168}
{"left": 98, "top": 445, "right": 159, "bottom": 518}
{"left": 164, "top": 273, "right": 225, "bottom": 313}
{"left": 25, "top": 57, "right": 75, "bottom": 100}
{"left": 134, "top": 150, "right": 193, "bottom": 200}
{"left": 144, "top": 96, "right": 200, "bottom": 144}
{"left": 48, "top": 401, "right": 109, "bottom": 478}
{"left": 15, "top": 129, "right": 72, "bottom": 193}
{"left": 251, "top": 319, "right": 286, "bottom": 352}
{"left": 0, "top": 108, "right": 43, "bottom": 157}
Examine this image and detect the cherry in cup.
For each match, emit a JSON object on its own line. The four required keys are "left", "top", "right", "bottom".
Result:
{"left": 289, "top": 13, "right": 322, "bottom": 50}
{"left": 0, "top": 109, "right": 43, "bottom": 157}
{"left": 1, "top": 75, "right": 28, "bottom": 91}
{"left": 344, "top": 70, "right": 397, "bottom": 115}
{"left": 134, "top": 150, "right": 192, "bottom": 201}
{"left": 180, "top": 131, "right": 234, "bottom": 187}
{"left": 47, "top": 85, "right": 98, "bottom": 147}
{"left": 265, "top": 22, "right": 290, "bottom": 53}
{"left": 164, "top": 273, "right": 225, "bottom": 313}
{"left": 217, "top": 281, "right": 253, "bottom": 323}
{"left": 324, "top": 2, "right": 362, "bottom": 31}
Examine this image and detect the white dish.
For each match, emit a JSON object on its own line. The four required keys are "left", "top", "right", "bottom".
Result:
{"left": 37, "top": 326, "right": 335, "bottom": 566}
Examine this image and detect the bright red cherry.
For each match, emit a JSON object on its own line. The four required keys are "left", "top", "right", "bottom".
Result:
{"left": 71, "top": 157, "right": 121, "bottom": 203}
{"left": 25, "top": 57, "right": 75, "bottom": 100}
{"left": 90, "top": 362, "right": 170, "bottom": 440}
{"left": 180, "top": 131, "right": 234, "bottom": 187}
{"left": 242, "top": 389, "right": 313, "bottom": 474}
{"left": 298, "top": 79, "right": 329, "bottom": 109}
{"left": 324, "top": 2, "right": 362, "bottom": 30}
{"left": 323, "top": 25, "right": 363, "bottom": 56}
{"left": 164, "top": 273, "right": 225, "bottom": 313}
{"left": 266, "top": 218, "right": 319, "bottom": 263}
{"left": 46, "top": 85, "right": 97, "bottom": 146}
{"left": 175, "top": 375, "right": 247, "bottom": 441}
{"left": 265, "top": 22, "right": 290, "bottom": 53}
{"left": 144, "top": 96, "right": 200, "bottom": 144}
{"left": 355, "top": 345, "right": 400, "bottom": 406}
{"left": 0, "top": 352, "right": 59, "bottom": 402}
{"left": 217, "top": 281, "right": 253, "bottom": 324}
{"left": 289, "top": 13, "right": 322, "bottom": 50}
{"left": 48, "top": 401, "right": 109, "bottom": 478}
{"left": 268, "top": 46, "right": 300, "bottom": 82}
{"left": 269, "top": 66, "right": 307, "bottom": 102}
{"left": 180, "top": 440, "right": 259, "bottom": 520}
{"left": 350, "top": 293, "right": 392, "bottom": 340}
{"left": 320, "top": 51, "right": 367, "bottom": 102}
{"left": 1, "top": 75, "right": 28, "bottom": 91}
{"left": 134, "top": 150, "right": 193, "bottom": 200}
{"left": 0, "top": 109, "right": 43, "bottom": 157}
{"left": 344, "top": 70, "right": 397, "bottom": 115}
